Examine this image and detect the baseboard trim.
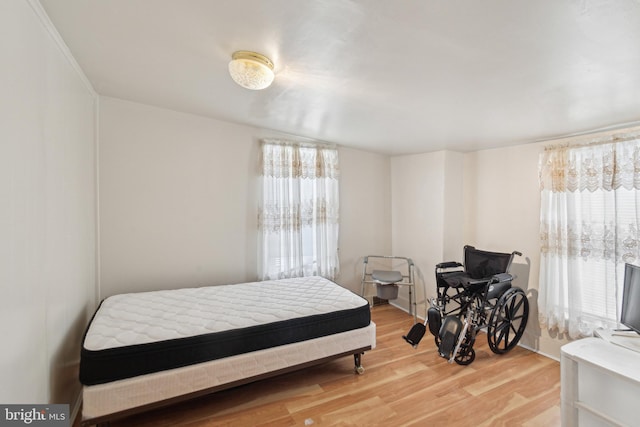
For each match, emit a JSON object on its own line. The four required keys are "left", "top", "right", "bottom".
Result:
{"left": 518, "top": 343, "right": 559, "bottom": 362}
{"left": 71, "top": 388, "right": 82, "bottom": 426}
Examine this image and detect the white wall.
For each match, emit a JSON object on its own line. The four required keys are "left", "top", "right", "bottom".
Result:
{"left": 99, "top": 97, "right": 260, "bottom": 296}
{"left": 338, "top": 147, "right": 392, "bottom": 292}
{"left": 391, "top": 151, "right": 462, "bottom": 310}
{"left": 442, "top": 151, "right": 466, "bottom": 262}
{"left": 0, "top": 0, "right": 96, "bottom": 410}
{"left": 98, "top": 97, "right": 391, "bottom": 297}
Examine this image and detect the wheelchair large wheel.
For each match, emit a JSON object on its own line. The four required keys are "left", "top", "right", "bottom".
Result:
{"left": 487, "top": 287, "right": 529, "bottom": 354}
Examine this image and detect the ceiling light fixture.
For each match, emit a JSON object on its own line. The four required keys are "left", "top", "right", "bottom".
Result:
{"left": 228, "top": 51, "right": 275, "bottom": 90}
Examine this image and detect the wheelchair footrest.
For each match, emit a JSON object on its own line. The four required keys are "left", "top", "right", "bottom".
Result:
{"left": 427, "top": 307, "right": 442, "bottom": 337}
{"left": 438, "top": 316, "right": 462, "bottom": 359}
{"left": 403, "top": 323, "right": 426, "bottom": 347}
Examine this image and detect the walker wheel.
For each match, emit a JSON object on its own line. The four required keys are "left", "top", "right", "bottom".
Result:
{"left": 355, "top": 366, "right": 365, "bottom": 375}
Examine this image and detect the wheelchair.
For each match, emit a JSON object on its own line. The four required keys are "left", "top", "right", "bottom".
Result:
{"left": 425, "top": 245, "right": 529, "bottom": 365}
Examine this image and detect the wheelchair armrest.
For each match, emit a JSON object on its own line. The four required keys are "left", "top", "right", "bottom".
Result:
{"left": 436, "top": 261, "right": 463, "bottom": 269}
{"left": 490, "top": 273, "right": 513, "bottom": 283}
{"left": 466, "top": 278, "right": 489, "bottom": 285}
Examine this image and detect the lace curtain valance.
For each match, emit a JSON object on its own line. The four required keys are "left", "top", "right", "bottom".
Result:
{"left": 539, "top": 132, "right": 640, "bottom": 193}
{"left": 261, "top": 139, "right": 339, "bottom": 179}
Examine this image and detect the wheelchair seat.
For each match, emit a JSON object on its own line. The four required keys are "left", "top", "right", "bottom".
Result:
{"left": 437, "top": 246, "right": 514, "bottom": 291}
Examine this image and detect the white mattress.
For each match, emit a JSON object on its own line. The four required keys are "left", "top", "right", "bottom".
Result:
{"left": 82, "top": 321, "right": 376, "bottom": 421}
{"left": 80, "top": 276, "right": 371, "bottom": 387}
{"left": 85, "top": 276, "right": 367, "bottom": 351}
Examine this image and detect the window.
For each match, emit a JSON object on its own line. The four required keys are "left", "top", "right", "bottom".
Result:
{"left": 538, "top": 131, "right": 640, "bottom": 337}
{"left": 258, "top": 140, "right": 340, "bottom": 280}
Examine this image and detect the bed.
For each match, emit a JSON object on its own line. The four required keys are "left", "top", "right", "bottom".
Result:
{"left": 79, "top": 276, "right": 376, "bottom": 426}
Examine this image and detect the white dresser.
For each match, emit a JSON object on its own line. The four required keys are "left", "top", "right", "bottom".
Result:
{"left": 561, "top": 336, "right": 640, "bottom": 426}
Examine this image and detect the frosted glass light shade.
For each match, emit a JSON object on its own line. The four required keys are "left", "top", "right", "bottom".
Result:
{"left": 228, "top": 51, "right": 275, "bottom": 90}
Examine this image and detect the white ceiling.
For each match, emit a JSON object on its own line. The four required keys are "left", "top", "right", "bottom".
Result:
{"left": 40, "top": 0, "right": 640, "bottom": 155}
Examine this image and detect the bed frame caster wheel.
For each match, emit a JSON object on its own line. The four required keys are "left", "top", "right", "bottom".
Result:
{"left": 354, "top": 353, "right": 365, "bottom": 374}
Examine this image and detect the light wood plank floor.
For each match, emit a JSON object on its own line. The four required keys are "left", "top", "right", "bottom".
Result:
{"left": 77, "top": 305, "right": 560, "bottom": 426}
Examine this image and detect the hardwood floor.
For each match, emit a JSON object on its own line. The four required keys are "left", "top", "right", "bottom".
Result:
{"left": 77, "top": 305, "right": 561, "bottom": 426}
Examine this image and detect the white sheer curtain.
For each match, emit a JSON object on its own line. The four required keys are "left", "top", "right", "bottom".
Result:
{"left": 258, "top": 139, "right": 340, "bottom": 281}
{"left": 539, "top": 131, "right": 640, "bottom": 338}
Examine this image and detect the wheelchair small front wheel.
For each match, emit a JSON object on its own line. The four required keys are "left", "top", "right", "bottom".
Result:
{"left": 487, "top": 287, "right": 529, "bottom": 354}
{"left": 454, "top": 347, "right": 475, "bottom": 365}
